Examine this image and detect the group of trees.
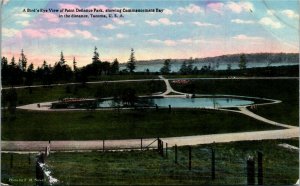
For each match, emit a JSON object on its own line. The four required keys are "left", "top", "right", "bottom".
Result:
{"left": 1, "top": 48, "right": 249, "bottom": 86}
{"left": 1, "top": 47, "right": 137, "bottom": 86}
{"left": 160, "top": 54, "right": 247, "bottom": 75}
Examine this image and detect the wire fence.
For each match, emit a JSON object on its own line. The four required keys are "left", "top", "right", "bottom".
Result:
{"left": 1, "top": 138, "right": 299, "bottom": 186}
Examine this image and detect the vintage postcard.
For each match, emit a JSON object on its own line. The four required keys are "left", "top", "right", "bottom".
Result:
{"left": 1, "top": 0, "right": 299, "bottom": 185}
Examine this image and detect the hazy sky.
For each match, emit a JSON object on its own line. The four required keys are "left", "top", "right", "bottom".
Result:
{"left": 1, "top": 0, "right": 299, "bottom": 67}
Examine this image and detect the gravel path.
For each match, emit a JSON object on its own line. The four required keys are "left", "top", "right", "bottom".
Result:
{"left": 2, "top": 128, "right": 298, "bottom": 152}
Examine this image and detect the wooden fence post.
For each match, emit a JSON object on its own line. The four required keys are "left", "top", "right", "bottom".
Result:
{"left": 161, "top": 141, "right": 164, "bottom": 157}
{"left": 247, "top": 157, "right": 255, "bottom": 185}
{"left": 211, "top": 148, "right": 215, "bottom": 180}
{"left": 157, "top": 138, "right": 160, "bottom": 153}
{"left": 10, "top": 154, "right": 13, "bottom": 168}
{"left": 175, "top": 145, "right": 178, "bottom": 164}
{"left": 103, "top": 140, "right": 105, "bottom": 152}
{"left": 189, "top": 146, "right": 192, "bottom": 170}
{"left": 166, "top": 143, "right": 168, "bottom": 158}
{"left": 257, "top": 151, "right": 263, "bottom": 185}
{"left": 141, "top": 138, "right": 143, "bottom": 150}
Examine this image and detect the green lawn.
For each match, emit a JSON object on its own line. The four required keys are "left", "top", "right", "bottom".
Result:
{"left": 1, "top": 109, "right": 281, "bottom": 141}
{"left": 2, "top": 80, "right": 165, "bottom": 106}
{"left": 2, "top": 74, "right": 160, "bottom": 88}
{"left": 171, "top": 79, "right": 299, "bottom": 125}
{"left": 2, "top": 139, "right": 298, "bottom": 185}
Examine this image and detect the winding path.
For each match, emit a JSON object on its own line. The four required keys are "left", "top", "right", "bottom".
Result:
{"left": 2, "top": 76, "right": 299, "bottom": 152}
{"left": 158, "top": 75, "right": 186, "bottom": 96}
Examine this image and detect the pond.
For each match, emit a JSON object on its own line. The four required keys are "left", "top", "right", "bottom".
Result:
{"left": 143, "top": 97, "right": 253, "bottom": 108}
{"left": 51, "top": 97, "right": 254, "bottom": 109}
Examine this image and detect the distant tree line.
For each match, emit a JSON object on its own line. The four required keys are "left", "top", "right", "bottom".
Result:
{"left": 160, "top": 54, "right": 247, "bottom": 75}
{"left": 1, "top": 47, "right": 137, "bottom": 86}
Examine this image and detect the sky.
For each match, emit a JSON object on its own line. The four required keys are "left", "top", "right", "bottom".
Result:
{"left": 1, "top": 0, "right": 299, "bottom": 68}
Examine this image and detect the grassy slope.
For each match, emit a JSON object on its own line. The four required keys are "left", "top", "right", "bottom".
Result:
{"left": 2, "top": 74, "right": 160, "bottom": 88}
{"left": 1, "top": 109, "right": 281, "bottom": 140}
{"left": 2, "top": 80, "right": 165, "bottom": 106}
{"left": 171, "top": 79, "right": 299, "bottom": 125}
{"left": 2, "top": 139, "right": 298, "bottom": 185}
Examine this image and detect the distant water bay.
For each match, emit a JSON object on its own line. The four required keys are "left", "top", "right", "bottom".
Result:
{"left": 120, "top": 61, "right": 298, "bottom": 72}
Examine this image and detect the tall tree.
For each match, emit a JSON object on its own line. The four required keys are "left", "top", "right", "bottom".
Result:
{"left": 41, "top": 60, "right": 52, "bottom": 85}
{"left": 25, "top": 63, "right": 34, "bottom": 86}
{"left": 227, "top": 63, "right": 232, "bottom": 71}
{"left": 186, "top": 57, "right": 194, "bottom": 74}
{"left": 9, "top": 56, "right": 22, "bottom": 85}
{"left": 238, "top": 54, "right": 247, "bottom": 70}
{"left": 101, "top": 61, "right": 110, "bottom": 75}
{"left": 42, "top": 60, "right": 48, "bottom": 68}
{"left": 110, "top": 58, "right": 119, "bottom": 74}
{"left": 92, "top": 46, "right": 100, "bottom": 64}
{"left": 126, "top": 48, "right": 136, "bottom": 73}
{"left": 73, "top": 57, "right": 77, "bottom": 72}
{"left": 53, "top": 51, "right": 72, "bottom": 82}
{"left": 179, "top": 61, "right": 188, "bottom": 75}
{"left": 59, "top": 51, "right": 66, "bottom": 65}
{"left": 19, "top": 49, "right": 27, "bottom": 72}
{"left": 160, "top": 59, "right": 171, "bottom": 74}
{"left": 10, "top": 56, "right": 16, "bottom": 67}
{"left": 1, "top": 57, "right": 9, "bottom": 83}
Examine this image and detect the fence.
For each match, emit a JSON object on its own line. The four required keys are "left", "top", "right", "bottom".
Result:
{"left": 1, "top": 138, "right": 299, "bottom": 185}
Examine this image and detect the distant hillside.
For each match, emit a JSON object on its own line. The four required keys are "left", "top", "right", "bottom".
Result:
{"left": 136, "top": 53, "right": 299, "bottom": 65}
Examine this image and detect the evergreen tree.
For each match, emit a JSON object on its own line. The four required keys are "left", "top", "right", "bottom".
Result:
{"left": 101, "top": 61, "right": 110, "bottom": 75}
{"left": 10, "top": 56, "right": 16, "bottom": 67}
{"left": 25, "top": 63, "right": 34, "bottom": 86}
{"left": 192, "top": 66, "right": 198, "bottom": 74}
{"left": 179, "top": 61, "right": 188, "bottom": 75}
{"left": 238, "top": 54, "right": 247, "bottom": 69}
{"left": 9, "top": 56, "right": 23, "bottom": 85}
{"left": 41, "top": 60, "right": 52, "bottom": 85}
{"left": 110, "top": 58, "right": 119, "bottom": 74}
{"left": 19, "top": 49, "right": 27, "bottom": 72}
{"left": 126, "top": 48, "right": 136, "bottom": 73}
{"left": 92, "top": 46, "right": 100, "bottom": 64}
{"left": 186, "top": 57, "right": 194, "bottom": 74}
{"left": 1, "top": 57, "right": 9, "bottom": 83}
{"left": 216, "top": 61, "right": 220, "bottom": 69}
{"left": 1, "top": 57, "right": 8, "bottom": 67}
{"left": 227, "top": 63, "right": 232, "bottom": 71}
{"left": 42, "top": 60, "right": 48, "bottom": 69}
{"left": 160, "top": 59, "right": 171, "bottom": 74}
{"left": 53, "top": 51, "right": 72, "bottom": 82}
{"left": 59, "top": 51, "right": 66, "bottom": 65}
{"left": 73, "top": 57, "right": 77, "bottom": 71}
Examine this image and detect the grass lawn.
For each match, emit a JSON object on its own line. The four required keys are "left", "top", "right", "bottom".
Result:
{"left": 2, "top": 80, "right": 165, "bottom": 106}
{"left": 1, "top": 109, "right": 282, "bottom": 141}
{"left": 2, "top": 74, "right": 161, "bottom": 88}
{"left": 2, "top": 138, "right": 298, "bottom": 185}
{"left": 171, "top": 79, "right": 299, "bottom": 126}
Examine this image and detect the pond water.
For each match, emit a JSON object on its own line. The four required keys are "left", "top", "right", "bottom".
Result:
{"left": 98, "top": 97, "right": 254, "bottom": 108}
